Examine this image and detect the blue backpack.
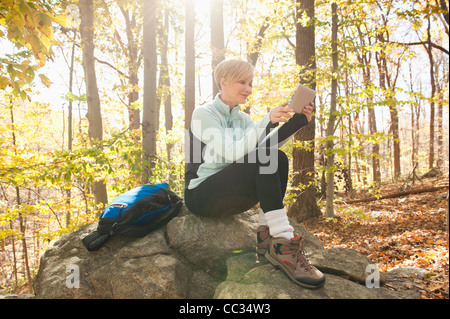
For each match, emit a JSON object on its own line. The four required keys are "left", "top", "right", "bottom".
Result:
{"left": 82, "top": 183, "right": 182, "bottom": 251}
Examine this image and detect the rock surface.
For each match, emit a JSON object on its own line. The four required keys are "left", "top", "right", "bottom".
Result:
{"left": 33, "top": 206, "right": 421, "bottom": 299}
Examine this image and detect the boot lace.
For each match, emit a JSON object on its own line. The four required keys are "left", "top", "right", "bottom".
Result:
{"left": 291, "top": 235, "right": 313, "bottom": 271}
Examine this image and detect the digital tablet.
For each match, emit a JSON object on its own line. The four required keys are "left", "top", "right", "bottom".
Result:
{"left": 288, "top": 83, "right": 316, "bottom": 114}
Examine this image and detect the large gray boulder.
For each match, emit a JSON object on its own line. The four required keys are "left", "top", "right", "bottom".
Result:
{"left": 33, "top": 206, "right": 420, "bottom": 299}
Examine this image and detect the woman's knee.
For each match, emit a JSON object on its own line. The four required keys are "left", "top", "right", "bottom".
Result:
{"left": 277, "top": 149, "right": 288, "bottom": 162}
{"left": 277, "top": 150, "right": 288, "bottom": 170}
{"left": 254, "top": 149, "right": 288, "bottom": 176}
{"left": 277, "top": 150, "right": 289, "bottom": 188}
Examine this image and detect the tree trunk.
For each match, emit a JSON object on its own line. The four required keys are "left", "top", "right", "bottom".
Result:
{"left": 345, "top": 185, "right": 449, "bottom": 204}
{"left": 375, "top": 24, "right": 403, "bottom": 181}
{"left": 119, "top": 5, "right": 141, "bottom": 131}
{"left": 408, "top": 63, "right": 417, "bottom": 171}
{"left": 68, "top": 32, "right": 76, "bottom": 152}
{"left": 185, "top": 0, "right": 196, "bottom": 130}
{"left": 367, "top": 106, "right": 381, "bottom": 184}
{"left": 158, "top": 9, "right": 173, "bottom": 159}
{"left": 79, "top": 0, "right": 108, "bottom": 209}
{"left": 424, "top": 7, "right": 436, "bottom": 169}
{"left": 355, "top": 22, "right": 381, "bottom": 185}
{"left": 65, "top": 31, "right": 76, "bottom": 227}
{"left": 352, "top": 112, "right": 363, "bottom": 185}
{"left": 9, "top": 100, "right": 32, "bottom": 291}
{"left": 361, "top": 54, "right": 380, "bottom": 185}
{"left": 242, "top": 18, "right": 270, "bottom": 115}
{"left": 325, "top": 2, "right": 338, "bottom": 218}
{"left": 16, "top": 188, "right": 32, "bottom": 291}
{"left": 210, "top": 0, "right": 225, "bottom": 97}
{"left": 289, "top": 0, "right": 321, "bottom": 222}
{"left": 389, "top": 91, "right": 401, "bottom": 179}
{"left": 247, "top": 18, "right": 270, "bottom": 67}
{"left": 435, "top": 63, "right": 444, "bottom": 168}
{"left": 142, "top": 0, "right": 159, "bottom": 183}
{"left": 342, "top": 40, "right": 354, "bottom": 196}
{"left": 9, "top": 220, "right": 18, "bottom": 287}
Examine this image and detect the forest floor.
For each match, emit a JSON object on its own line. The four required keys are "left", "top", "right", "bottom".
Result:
{"left": 305, "top": 175, "right": 449, "bottom": 299}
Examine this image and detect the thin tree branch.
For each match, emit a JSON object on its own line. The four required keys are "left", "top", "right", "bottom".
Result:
{"left": 94, "top": 57, "right": 130, "bottom": 79}
{"left": 381, "top": 39, "right": 449, "bottom": 55}
{"left": 22, "top": 187, "right": 63, "bottom": 228}
{"left": 73, "top": 43, "right": 130, "bottom": 78}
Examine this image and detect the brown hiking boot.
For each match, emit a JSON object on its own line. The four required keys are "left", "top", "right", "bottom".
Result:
{"left": 265, "top": 235, "right": 325, "bottom": 289}
{"left": 256, "top": 225, "right": 272, "bottom": 255}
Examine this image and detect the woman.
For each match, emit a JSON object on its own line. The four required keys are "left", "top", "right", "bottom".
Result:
{"left": 184, "top": 59, "right": 324, "bottom": 289}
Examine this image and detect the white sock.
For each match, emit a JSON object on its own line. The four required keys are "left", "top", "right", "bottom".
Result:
{"left": 264, "top": 208, "right": 294, "bottom": 240}
{"left": 257, "top": 208, "right": 268, "bottom": 226}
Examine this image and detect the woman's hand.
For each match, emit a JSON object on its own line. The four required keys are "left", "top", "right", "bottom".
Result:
{"left": 303, "top": 102, "right": 314, "bottom": 122}
{"left": 270, "top": 101, "right": 293, "bottom": 124}
{"left": 270, "top": 101, "right": 314, "bottom": 124}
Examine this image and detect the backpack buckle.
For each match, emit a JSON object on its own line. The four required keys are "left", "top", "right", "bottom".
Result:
{"left": 110, "top": 222, "right": 119, "bottom": 235}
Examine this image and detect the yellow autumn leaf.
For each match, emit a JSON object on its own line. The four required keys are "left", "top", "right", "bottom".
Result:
{"left": 0, "top": 76, "right": 9, "bottom": 90}
{"left": 52, "top": 15, "right": 72, "bottom": 28}
{"left": 35, "top": 51, "right": 47, "bottom": 67}
{"left": 37, "top": 12, "right": 53, "bottom": 35}
{"left": 39, "top": 73, "right": 52, "bottom": 87}
{"left": 39, "top": 33, "right": 52, "bottom": 51}
{"left": 11, "top": 14, "right": 26, "bottom": 32}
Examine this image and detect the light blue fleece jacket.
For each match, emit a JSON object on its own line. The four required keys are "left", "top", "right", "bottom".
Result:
{"left": 187, "top": 94, "right": 273, "bottom": 189}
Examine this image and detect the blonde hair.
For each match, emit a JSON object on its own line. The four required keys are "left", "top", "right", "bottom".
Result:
{"left": 214, "top": 59, "right": 254, "bottom": 91}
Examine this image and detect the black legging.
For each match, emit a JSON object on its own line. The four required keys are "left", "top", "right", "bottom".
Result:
{"left": 185, "top": 149, "right": 289, "bottom": 218}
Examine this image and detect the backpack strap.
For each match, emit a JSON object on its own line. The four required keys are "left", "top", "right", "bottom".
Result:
{"left": 82, "top": 231, "right": 111, "bottom": 252}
